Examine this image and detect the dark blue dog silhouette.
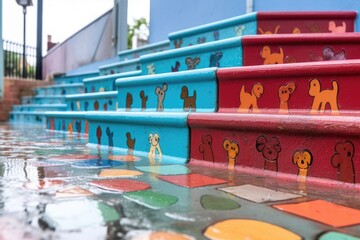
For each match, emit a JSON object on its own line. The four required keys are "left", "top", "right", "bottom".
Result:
{"left": 106, "top": 127, "right": 114, "bottom": 147}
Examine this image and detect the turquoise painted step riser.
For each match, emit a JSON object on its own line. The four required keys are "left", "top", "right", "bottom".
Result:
{"left": 21, "top": 97, "right": 65, "bottom": 105}
{"left": 83, "top": 71, "right": 141, "bottom": 93}
{"left": 116, "top": 68, "right": 217, "bottom": 112}
{"left": 54, "top": 72, "right": 99, "bottom": 85}
{"left": 12, "top": 106, "right": 66, "bottom": 112}
{"left": 35, "top": 86, "right": 83, "bottom": 96}
{"left": 99, "top": 59, "right": 140, "bottom": 76}
{"left": 118, "top": 41, "right": 170, "bottom": 61}
{"left": 169, "top": 14, "right": 257, "bottom": 49}
{"left": 10, "top": 114, "right": 46, "bottom": 124}
{"left": 66, "top": 96, "right": 118, "bottom": 111}
{"left": 87, "top": 113, "right": 189, "bottom": 161}
{"left": 141, "top": 37, "right": 242, "bottom": 75}
{"left": 47, "top": 117, "right": 88, "bottom": 134}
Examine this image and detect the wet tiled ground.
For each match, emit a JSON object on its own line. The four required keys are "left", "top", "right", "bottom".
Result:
{"left": 0, "top": 123, "right": 359, "bottom": 239}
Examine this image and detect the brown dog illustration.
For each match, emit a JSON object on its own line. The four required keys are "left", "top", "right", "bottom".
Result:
{"left": 293, "top": 150, "right": 313, "bottom": 178}
{"left": 237, "top": 84, "right": 264, "bottom": 113}
{"left": 126, "top": 92, "right": 133, "bottom": 111}
{"left": 173, "top": 38, "right": 183, "bottom": 48}
{"left": 258, "top": 25, "right": 280, "bottom": 34}
{"left": 328, "top": 21, "right": 346, "bottom": 33}
{"left": 223, "top": 139, "right": 239, "bottom": 169}
{"left": 308, "top": 79, "right": 339, "bottom": 114}
{"left": 155, "top": 83, "right": 168, "bottom": 111}
{"left": 140, "top": 90, "right": 148, "bottom": 110}
{"left": 126, "top": 132, "right": 136, "bottom": 155}
{"left": 331, "top": 141, "right": 355, "bottom": 183}
{"left": 185, "top": 57, "right": 200, "bottom": 70}
{"left": 180, "top": 86, "right": 196, "bottom": 111}
{"left": 261, "top": 46, "right": 284, "bottom": 65}
{"left": 278, "top": 82, "right": 296, "bottom": 113}
{"left": 199, "top": 135, "right": 214, "bottom": 163}
{"left": 256, "top": 135, "right": 281, "bottom": 172}
{"left": 148, "top": 133, "right": 162, "bottom": 159}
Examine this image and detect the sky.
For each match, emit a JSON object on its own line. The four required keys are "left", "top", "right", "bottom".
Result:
{"left": 2, "top": 0, "right": 150, "bottom": 55}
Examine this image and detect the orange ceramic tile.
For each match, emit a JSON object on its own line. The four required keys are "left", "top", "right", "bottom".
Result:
{"left": 90, "top": 179, "right": 151, "bottom": 193}
{"left": 55, "top": 186, "right": 94, "bottom": 198}
{"left": 158, "top": 173, "right": 227, "bottom": 188}
{"left": 98, "top": 169, "right": 143, "bottom": 178}
{"left": 204, "top": 219, "right": 301, "bottom": 240}
{"left": 108, "top": 155, "right": 141, "bottom": 162}
{"left": 24, "top": 180, "right": 65, "bottom": 190}
{"left": 133, "top": 231, "right": 195, "bottom": 240}
{"left": 273, "top": 199, "right": 360, "bottom": 227}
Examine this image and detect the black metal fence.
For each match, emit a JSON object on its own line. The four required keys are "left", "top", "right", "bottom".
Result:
{"left": 3, "top": 40, "right": 37, "bottom": 79}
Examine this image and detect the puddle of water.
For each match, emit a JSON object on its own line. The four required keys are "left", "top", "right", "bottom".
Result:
{"left": 0, "top": 123, "right": 360, "bottom": 240}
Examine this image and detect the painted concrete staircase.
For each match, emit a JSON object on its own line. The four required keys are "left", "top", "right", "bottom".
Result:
{"left": 22, "top": 11, "right": 360, "bottom": 184}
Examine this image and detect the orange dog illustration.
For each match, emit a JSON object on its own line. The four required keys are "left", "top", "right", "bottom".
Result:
{"left": 292, "top": 27, "right": 301, "bottom": 34}
{"left": 261, "top": 46, "right": 284, "bottom": 65}
{"left": 258, "top": 25, "right": 280, "bottom": 34}
{"left": 278, "top": 82, "right": 296, "bottom": 113}
{"left": 237, "top": 84, "right": 264, "bottom": 113}
{"left": 292, "top": 150, "right": 313, "bottom": 178}
{"left": 328, "top": 21, "right": 346, "bottom": 33}
{"left": 223, "top": 139, "right": 239, "bottom": 169}
{"left": 308, "top": 79, "right": 339, "bottom": 114}
{"left": 68, "top": 123, "right": 73, "bottom": 134}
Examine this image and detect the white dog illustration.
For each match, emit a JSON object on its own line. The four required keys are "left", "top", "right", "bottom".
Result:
{"left": 148, "top": 133, "right": 162, "bottom": 158}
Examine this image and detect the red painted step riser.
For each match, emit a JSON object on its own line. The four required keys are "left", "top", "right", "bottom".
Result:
{"left": 190, "top": 126, "right": 360, "bottom": 184}
{"left": 218, "top": 60, "right": 360, "bottom": 113}
{"left": 257, "top": 12, "right": 356, "bottom": 34}
{"left": 242, "top": 34, "right": 360, "bottom": 66}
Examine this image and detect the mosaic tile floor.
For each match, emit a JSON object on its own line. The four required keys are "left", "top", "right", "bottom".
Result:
{"left": 0, "top": 123, "right": 359, "bottom": 239}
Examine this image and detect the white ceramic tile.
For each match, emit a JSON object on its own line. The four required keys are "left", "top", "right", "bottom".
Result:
{"left": 218, "top": 184, "right": 301, "bottom": 203}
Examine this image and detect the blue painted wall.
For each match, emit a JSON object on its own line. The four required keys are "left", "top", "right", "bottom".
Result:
{"left": 0, "top": 0, "right": 3, "bottom": 99}
{"left": 149, "top": 0, "right": 359, "bottom": 43}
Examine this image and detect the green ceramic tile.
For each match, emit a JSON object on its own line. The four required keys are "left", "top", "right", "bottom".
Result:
{"left": 201, "top": 194, "right": 240, "bottom": 210}
{"left": 124, "top": 190, "right": 178, "bottom": 209}
{"left": 318, "top": 232, "right": 360, "bottom": 240}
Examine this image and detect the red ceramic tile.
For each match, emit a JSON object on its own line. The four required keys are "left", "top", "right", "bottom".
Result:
{"left": 273, "top": 199, "right": 360, "bottom": 227}
{"left": 90, "top": 179, "right": 151, "bottom": 193}
{"left": 158, "top": 174, "right": 227, "bottom": 188}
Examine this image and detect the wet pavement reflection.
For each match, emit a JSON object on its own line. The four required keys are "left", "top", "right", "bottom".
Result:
{"left": 0, "top": 123, "right": 359, "bottom": 240}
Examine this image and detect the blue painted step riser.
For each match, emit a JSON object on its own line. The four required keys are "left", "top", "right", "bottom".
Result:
{"left": 118, "top": 41, "right": 170, "bottom": 61}
{"left": 10, "top": 113, "right": 46, "bottom": 124}
{"left": 86, "top": 112, "right": 189, "bottom": 161}
{"left": 54, "top": 72, "right": 99, "bottom": 85}
{"left": 83, "top": 71, "right": 141, "bottom": 93}
{"left": 22, "top": 97, "right": 65, "bottom": 105}
{"left": 169, "top": 13, "right": 257, "bottom": 49}
{"left": 47, "top": 117, "right": 88, "bottom": 134}
{"left": 35, "top": 85, "right": 84, "bottom": 96}
{"left": 66, "top": 92, "right": 118, "bottom": 111}
{"left": 140, "top": 37, "right": 242, "bottom": 75}
{"left": 12, "top": 105, "right": 66, "bottom": 112}
{"left": 116, "top": 68, "right": 217, "bottom": 112}
{"left": 99, "top": 59, "right": 140, "bottom": 76}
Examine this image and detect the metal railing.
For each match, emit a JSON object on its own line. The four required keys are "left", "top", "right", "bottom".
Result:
{"left": 3, "top": 40, "right": 37, "bottom": 79}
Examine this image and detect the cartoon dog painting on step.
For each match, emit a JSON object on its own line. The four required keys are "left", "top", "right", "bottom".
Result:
{"left": 148, "top": 133, "right": 162, "bottom": 159}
